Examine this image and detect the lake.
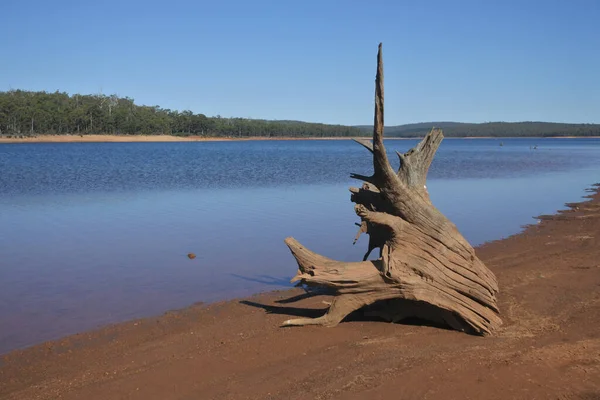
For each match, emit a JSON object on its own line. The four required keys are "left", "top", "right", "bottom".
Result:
{"left": 1, "top": 137, "right": 599, "bottom": 354}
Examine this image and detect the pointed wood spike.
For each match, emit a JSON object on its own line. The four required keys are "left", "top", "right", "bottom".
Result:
{"left": 374, "top": 42, "right": 384, "bottom": 146}
{"left": 352, "top": 138, "right": 374, "bottom": 153}
{"left": 370, "top": 43, "right": 401, "bottom": 192}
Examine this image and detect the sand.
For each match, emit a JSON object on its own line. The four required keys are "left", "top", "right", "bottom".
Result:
{"left": 0, "top": 135, "right": 370, "bottom": 143}
{"left": 1, "top": 186, "right": 600, "bottom": 399}
{"left": 2, "top": 135, "right": 597, "bottom": 144}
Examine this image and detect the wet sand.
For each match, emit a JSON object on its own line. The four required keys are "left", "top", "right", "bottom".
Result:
{"left": 0, "top": 135, "right": 370, "bottom": 143}
{"left": 2, "top": 134, "right": 598, "bottom": 143}
{"left": 1, "top": 185, "right": 600, "bottom": 399}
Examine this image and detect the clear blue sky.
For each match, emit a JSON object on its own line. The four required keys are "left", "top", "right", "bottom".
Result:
{"left": 1, "top": 0, "right": 599, "bottom": 125}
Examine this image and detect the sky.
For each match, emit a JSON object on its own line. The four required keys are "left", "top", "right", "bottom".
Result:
{"left": 1, "top": 0, "right": 599, "bottom": 125}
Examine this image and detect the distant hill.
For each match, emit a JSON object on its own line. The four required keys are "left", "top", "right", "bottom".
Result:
{"left": 355, "top": 122, "right": 600, "bottom": 138}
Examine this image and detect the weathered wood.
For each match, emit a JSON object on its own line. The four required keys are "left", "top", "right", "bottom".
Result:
{"left": 283, "top": 43, "right": 501, "bottom": 335}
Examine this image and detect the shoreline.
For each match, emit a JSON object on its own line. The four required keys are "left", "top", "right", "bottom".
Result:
{"left": 1, "top": 185, "right": 600, "bottom": 399}
{"left": 1, "top": 134, "right": 600, "bottom": 143}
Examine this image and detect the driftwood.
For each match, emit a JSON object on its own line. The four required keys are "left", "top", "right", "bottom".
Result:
{"left": 282, "top": 44, "right": 502, "bottom": 335}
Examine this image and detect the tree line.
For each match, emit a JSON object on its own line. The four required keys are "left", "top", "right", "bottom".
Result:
{"left": 0, "top": 90, "right": 365, "bottom": 138}
{"left": 2, "top": 90, "right": 598, "bottom": 138}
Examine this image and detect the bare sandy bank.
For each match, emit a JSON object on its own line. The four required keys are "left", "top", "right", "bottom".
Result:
{"left": 0, "top": 135, "right": 372, "bottom": 143}
{"left": 1, "top": 134, "right": 598, "bottom": 144}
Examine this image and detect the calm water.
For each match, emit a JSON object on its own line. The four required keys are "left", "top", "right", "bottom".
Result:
{"left": 1, "top": 138, "right": 599, "bottom": 354}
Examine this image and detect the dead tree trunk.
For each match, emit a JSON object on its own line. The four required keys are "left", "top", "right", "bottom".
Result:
{"left": 283, "top": 43, "right": 501, "bottom": 335}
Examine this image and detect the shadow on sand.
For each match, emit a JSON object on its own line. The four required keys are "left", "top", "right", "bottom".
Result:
{"left": 240, "top": 291, "right": 454, "bottom": 331}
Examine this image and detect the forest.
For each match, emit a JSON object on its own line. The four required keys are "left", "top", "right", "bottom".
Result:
{"left": 0, "top": 90, "right": 364, "bottom": 138}
{"left": 1, "top": 90, "right": 599, "bottom": 138}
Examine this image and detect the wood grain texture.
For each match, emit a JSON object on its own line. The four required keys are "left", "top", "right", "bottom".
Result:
{"left": 283, "top": 43, "right": 501, "bottom": 335}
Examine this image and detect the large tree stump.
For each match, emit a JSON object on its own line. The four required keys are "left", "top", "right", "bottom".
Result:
{"left": 283, "top": 44, "right": 501, "bottom": 335}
